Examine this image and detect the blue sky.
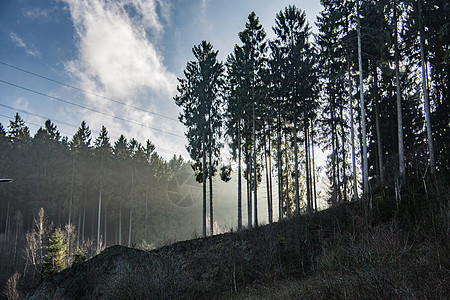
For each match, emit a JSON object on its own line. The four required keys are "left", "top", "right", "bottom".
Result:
{"left": 0, "top": 0, "right": 322, "bottom": 160}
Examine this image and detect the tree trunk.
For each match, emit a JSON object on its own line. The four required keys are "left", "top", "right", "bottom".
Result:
{"left": 340, "top": 101, "right": 347, "bottom": 202}
{"left": 128, "top": 208, "right": 132, "bottom": 247}
{"left": 305, "top": 120, "right": 311, "bottom": 211}
{"left": 284, "top": 125, "right": 289, "bottom": 216}
{"left": 251, "top": 55, "right": 258, "bottom": 228}
{"left": 311, "top": 128, "right": 318, "bottom": 211}
{"left": 128, "top": 170, "right": 133, "bottom": 247}
{"left": 331, "top": 104, "right": 337, "bottom": 204}
{"left": 209, "top": 138, "right": 213, "bottom": 235}
{"left": 346, "top": 10, "right": 358, "bottom": 202}
{"left": 96, "top": 189, "right": 101, "bottom": 253}
{"left": 115, "top": 219, "right": 118, "bottom": 245}
{"left": 207, "top": 99, "right": 214, "bottom": 236}
{"left": 248, "top": 153, "right": 252, "bottom": 228}
{"left": 374, "top": 65, "right": 385, "bottom": 186}
{"left": 96, "top": 162, "right": 103, "bottom": 254}
{"left": 264, "top": 125, "right": 272, "bottom": 224}
{"left": 118, "top": 202, "right": 122, "bottom": 245}
{"left": 104, "top": 204, "right": 107, "bottom": 247}
{"left": 277, "top": 110, "right": 283, "bottom": 220}
{"left": 69, "top": 157, "right": 75, "bottom": 226}
{"left": 82, "top": 190, "right": 86, "bottom": 244}
{"left": 202, "top": 135, "right": 207, "bottom": 237}
{"left": 294, "top": 117, "right": 300, "bottom": 214}
{"left": 395, "top": 0, "right": 405, "bottom": 178}
{"left": 335, "top": 116, "right": 341, "bottom": 203}
{"left": 12, "top": 213, "right": 21, "bottom": 269}
{"left": 268, "top": 127, "right": 273, "bottom": 222}
{"left": 348, "top": 59, "right": 358, "bottom": 201}
{"left": 5, "top": 199, "right": 10, "bottom": 239}
{"left": 331, "top": 96, "right": 337, "bottom": 204}
{"left": 237, "top": 121, "right": 242, "bottom": 230}
{"left": 252, "top": 102, "right": 258, "bottom": 228}
{"left": 357, "top": 2, "right": 369, "bottom": 194}
{"left": 77, "top": 211, "right": 81, "bottom": 248}
{"left": 308, "top": 125, "right": 314, "bottom": 208}
{"left": 145, "top": 189, "right": 148, "bottom": 239}
{"left": 91, "top": 206, "right": 95, "bottom": 239}
{"left": 418, "top": 0, "right": 435, "bottom": 173}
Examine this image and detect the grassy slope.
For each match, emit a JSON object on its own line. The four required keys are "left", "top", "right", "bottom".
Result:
{"left": 26, "top": 174, "right": 449, "bottom": 299}
{"left": 235, "top": 175, "right": 449, "bottom": 299}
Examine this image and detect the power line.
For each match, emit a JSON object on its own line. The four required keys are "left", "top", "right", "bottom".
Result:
{"left": 0, "top": 103, "right": 79, "bottom": 129}
{"left": 0, "top": 79, "right": 185, "bottom": 139}
{"left": 0, "top": 61, "right": 179, "bottom": 122}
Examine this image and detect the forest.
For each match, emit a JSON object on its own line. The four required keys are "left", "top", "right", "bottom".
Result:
{"left": 0, "top": 116, "right": 209, "bottom": 285}
{"left": 175, "top": 0, "right": 448, "bottom": 235}
{"left": 1, "top": 0, "right": 449, "bottom": 296}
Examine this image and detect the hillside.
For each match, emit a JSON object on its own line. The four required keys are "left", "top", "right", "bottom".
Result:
{"left": 27, "top": 176, "right": 449, "bottom": 299}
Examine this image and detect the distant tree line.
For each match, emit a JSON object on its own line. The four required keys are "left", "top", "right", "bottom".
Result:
{"left": 0, "top": 114, "right": 201, "bottom": 286}
{"left": 175, "top": 1, "right": 449, "bottom": 234}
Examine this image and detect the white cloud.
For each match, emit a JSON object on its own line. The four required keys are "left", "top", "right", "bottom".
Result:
{"left": 155, "top": 0, "right": 173, "bottom": 25}
{"left": 201, "top": 0, "right": 208, "bottom": 21}
{"left": 14, "top": 97, "right": 31, "bottom": 111}
{"left": 23, "top": 7, "right": 53, "bottom": 20}
{"left": 63, "top": 0, "right": 177, "bottom": 98}
{"left": 131, "top": 0, "right": 163, "bottom": 33}
{"left": 10, "top": 32, "right": 41, "bottom": 57}
{"left": 61, "top": 0, "right": 186, "bottom": 160}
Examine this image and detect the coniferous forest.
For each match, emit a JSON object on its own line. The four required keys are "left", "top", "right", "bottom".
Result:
{"left": 1, "top": 0, "right": 449, "bottom": 297}
{"left": 0, "top": 116, "right": 204, "bottom": 285}
{"left": 175, "top": 1, "right": 448, "bottom": 235}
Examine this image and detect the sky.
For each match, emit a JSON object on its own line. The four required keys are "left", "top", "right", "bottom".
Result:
{"left": 0, "top": 0, "right": 323, "bottom": 161}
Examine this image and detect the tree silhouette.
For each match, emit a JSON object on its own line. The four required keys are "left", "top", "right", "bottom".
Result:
{"left": 175, "top": 40, "right": 224, "bottom": 236}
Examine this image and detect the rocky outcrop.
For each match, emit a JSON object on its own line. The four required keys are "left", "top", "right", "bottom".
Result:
{"left": 27, "top": 245, "right": 151, "bottom": 299}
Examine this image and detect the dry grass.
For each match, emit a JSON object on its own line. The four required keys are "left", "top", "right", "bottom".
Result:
{"left": 234, "top": 175, "right": 449, "bottom": 300}
{"left": 26, "top": 174, "right": 449, "bottom": 299}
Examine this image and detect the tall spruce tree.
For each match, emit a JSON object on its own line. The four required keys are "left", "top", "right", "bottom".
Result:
{"left": 272, "top": 5, "right": 318, "bottom": 213}
{"left": 237, "top": 11, "right": 267, "bottom": 227}
{"left": 70, "top": 121, "right": 92, "bottom": 244}
{"left": 112, "top": 134, "right": 129, "bottom": 245}
{"left": 94, "top": 126, "right": 112, "bottom": 252}
{"left": 175, "top": 40, "right": 224, "bottom": 236}
{"left": 225, "top": 46, "right": 247, "bottom": 230}
{"left": 316, "top": 0, "right": 351, "bottom": 204}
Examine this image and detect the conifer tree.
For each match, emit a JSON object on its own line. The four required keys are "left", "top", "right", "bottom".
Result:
{"left": 113, "top": 134, "right": 129, "bottom": 245}
{"left": 175, "top": 41, "right": 224, "bottom": 236}
{"left": 41, "top": 228, "right": 67, "bottom": 280}
{"left": 94, "top": 126, "right": 112, "bottom": 252}
{"left": 70, "top": 121, "right": 92, "bottom": 244}
{"left": 227, "top": 11, "right": 267, "bottom": 228}
{"left": 316, "top": 0, "right": 352, "bottom": 204}
{"left": 225, "top": 48, "right": 246, "bottom": 230}
{"left": 272, "top": 5, "right": 317, "bottom": 212}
